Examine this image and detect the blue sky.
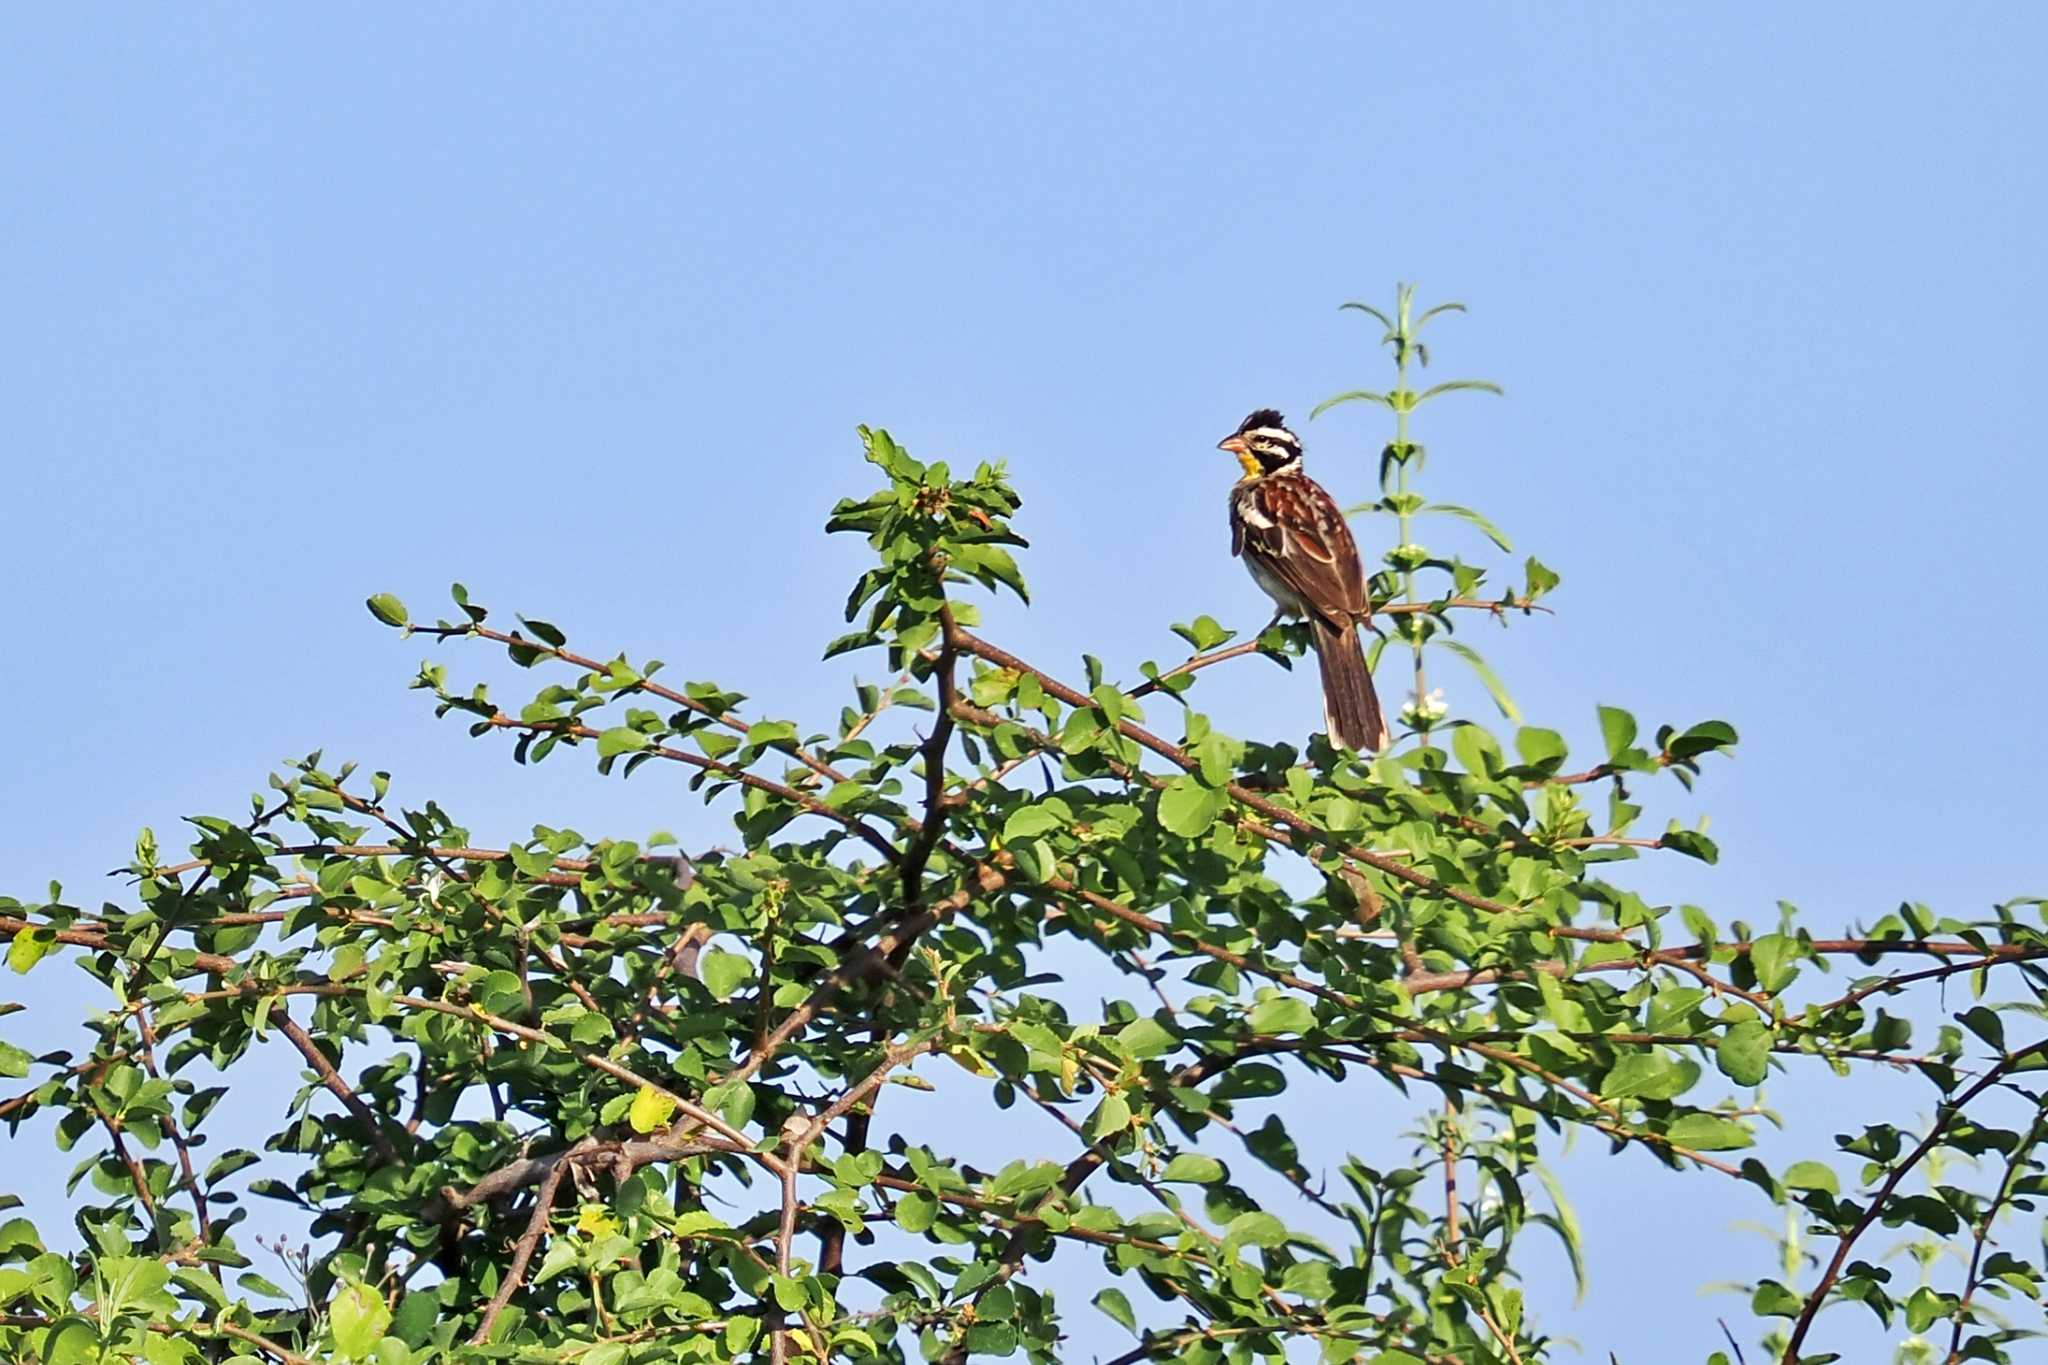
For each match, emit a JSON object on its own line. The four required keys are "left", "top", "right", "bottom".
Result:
{"left": 3, "top": 7, "right": 2044, "bottom": 1360}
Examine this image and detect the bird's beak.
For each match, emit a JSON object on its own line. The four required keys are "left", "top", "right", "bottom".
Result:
{"left": 1218, "top": 432, "right": 1260, "bottom": 480}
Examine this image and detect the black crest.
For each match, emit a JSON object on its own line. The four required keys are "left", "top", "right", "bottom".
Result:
{"left": 1237, "top": 408, "right": 1288, "bottom": 434}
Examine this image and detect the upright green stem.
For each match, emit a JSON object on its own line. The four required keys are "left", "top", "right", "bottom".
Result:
{"left": 1392, "top": 285, "right": 1426, "bottom": 746}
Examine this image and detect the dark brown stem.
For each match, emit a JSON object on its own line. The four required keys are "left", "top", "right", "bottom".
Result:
{"left": 468, "top": 1155, "right": 568, "bottom": 1344}
{"left": 1946, "top": 1102, "right": 2048, "bottom": 1363}
{"left": 1442, "top": 1095, "right": 1461, "bottom": 1254}
{"left": 772, "top": 1135, "right": 801, "bottom": 1365}
{"left": 219, "top": 1321, "right": 314, "bottom": 1365}
{"left": 98, "top": 1112, "right": 159, "bottom": 1220}
{"left": 275, "top": 1013, "right": 401, "bottom": 1164}
{"left": 950, "top": 630, "right": 1527, "bottom": 921}
{"left": 136, "top": 1009, "right": 216, "bottom": 1274}
{"left": 415, "top": 620, "right": 855, "bottom": 788}
{"left": 1781, "top": 1041, "right": 2048, "bottom": 1363}
{"left": 1125, "top": 598, "right": 1548, "bottom": 701}
{"left": 899, "top": 606, "right": 960, "bottom": 901}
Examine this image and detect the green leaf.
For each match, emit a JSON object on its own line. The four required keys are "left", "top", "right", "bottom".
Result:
{"left": 698, "top": 949, "right": 752, "bottom": 1002}
{"left": 1421, "top": 502, "right": 1513, "bottom": 552}
{"left": 628, "top": 1085, "right": 677, "bottom": 1135}
{"left": 1179, "top": 615, "right": 1234, "bottom": 650}
{"left": 1523, "top": 556, "right": 1561, "bottom": 598}
{"left": 1226, "top": 1210, "right": 1288, "bottom": 1248}
{"left": 42, "top": 1319, "right": 98, "bottom": 1365}
{"left": 896, "top": 1191, "right": 937, "bottom": 1234}
{"left": 1664, "top": 1113, "right": 1752, "bottom": 1152}
{"left": 1161, "top": 1153, "right": 1225, "bottom": 1184}
{"left": 1749, "top": 934, "right": 1799, "bottom": 993}
{"left": 1597, "top": 705, "right": 1637, "bottom": 761}
{"left": 704, "top": 1079, "right": 755, "bottom": 1130}
{"left": 1782, "top": 1161, "right": 1840, "bottom": 1195}
{"left": 238, "top": 1272, "right": 291, "bottom": 1300}
{"left": 1715, "top": 1022, "right": 1773, "bottom": 1087}
{"left": 7, "top": 927, "right": 56, "bottom": 975}
{"left": 1094, "top": 1287, "right": 1137, "bottom": 1334}
{"left": 596, "top": 727, "right": 651, "bottom": 759}
{"left": 1002, "top": 804, "right": 1067, "bottom": 842}
{"left": 331, "top": 1282, "right": 392, "bottom": 1360}
{"left": 519, "top": 618, "right": 566, "bottom": 647}
{"left": 1600, "top": 1052, "right": 1691, "bottom": 1102}
{"left": 1309, "top": 389, "right": 1391, "bottom": 419}
{"left": 1089, "top": 1093, "right": 1132, "bottom": 1138}
{"left": 1248, "top": 995, "right": 1316, "bottom": 1036}
{"left": 1115, "top": 1017, "right": 1178, "bottom": 1060}
{"left": 1416, "top": 379, "right": 1504, "bottom": 404}
{"left": 364, "top": 594, "right": 408, "bottom": 629}
{"left": 1452, "top": 724, "right": 1502, "bottom": 777}
{"left": 1157, "top": 776, "right": 1225, "bottom": 838}
{"left": 1443, "top": 640, "right": 1520, "bottom": 721}
{"left": 1960, "top": 1006, "right": 2005, "bottom": 1050}
{"left": 1339, "top": 300, "right": 1396, "bottom": 330}
{"left": 476, "top": 969, "right": 525, "bottom": 1018}
{"left": 1513, "top": 726, "right": 1566, "bottom": 769}
{"left": 1660, "top": 829, "right": 1720, "bottom": 864}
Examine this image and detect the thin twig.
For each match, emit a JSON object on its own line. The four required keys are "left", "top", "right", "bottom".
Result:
{"left": 1945, "top": 1101, "right": 2048, "bottom": 1364}
{"left": 1781, "top": 1041, "right": 2048, "bottom": 1362}
{"left": 136, "top": 1008, "right": 216, "bottom": 1273}
{"left": 275, "top": 1013, "right": 402, "bottom": 1164}
{"left": 468, "top": 1155, "right": 569, "bottom": 1345}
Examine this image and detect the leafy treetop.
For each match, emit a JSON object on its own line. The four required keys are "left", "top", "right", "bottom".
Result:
{"left": 3, "top": 289, "right": 2043, "bottom": 1365}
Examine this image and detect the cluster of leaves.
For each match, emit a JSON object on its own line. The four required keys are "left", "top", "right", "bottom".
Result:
{"left": 4, "top": 297, "right": 2047, "bottom": 1365}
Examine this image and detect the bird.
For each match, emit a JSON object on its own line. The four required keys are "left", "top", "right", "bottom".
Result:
{"left": 1216, "top": 409, "right": 1391, "bottom": 753}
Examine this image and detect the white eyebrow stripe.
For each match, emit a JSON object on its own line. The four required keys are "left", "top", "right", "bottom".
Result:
{"left": 1245, "top": 428, "right": 1296, "bottom": 444}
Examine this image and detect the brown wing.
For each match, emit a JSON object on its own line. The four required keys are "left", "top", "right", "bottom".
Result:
{"left": 1238, "top": 471, "right": 1370, "bottom": 630}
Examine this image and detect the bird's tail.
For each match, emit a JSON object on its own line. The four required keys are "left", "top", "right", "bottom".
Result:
{"left": 1310, "top": 618, "right": 1389, "bottom": 753}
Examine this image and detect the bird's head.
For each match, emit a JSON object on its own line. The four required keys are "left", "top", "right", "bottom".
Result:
{"left": 1217, "top": 409, "right": 1303, "bottom": 481}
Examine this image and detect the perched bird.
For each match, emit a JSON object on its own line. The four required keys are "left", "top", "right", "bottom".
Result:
{"left": 1217, "top": 409, "right": 1390, "bottom": 753}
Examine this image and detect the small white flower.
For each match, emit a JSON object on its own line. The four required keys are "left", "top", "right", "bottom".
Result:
{"left": 1401, "top": 688, "right": 1449, "bottom": 724}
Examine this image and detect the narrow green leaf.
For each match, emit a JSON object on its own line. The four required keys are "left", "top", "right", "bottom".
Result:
{"left": 1339, "top": 301, "right": 1396, "bottom": 331}
{"left": 1441, "top": 640, "right": 1520, "bottom": 721}
{"left": 1309, "top": 389, "right": 1392, "bottom": 420}
{"left": 1420, "top": 501, "right": 1513, "bottom": 552}
{"left": 1416, "top": 379, "right": 1504, "bottom": 403}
